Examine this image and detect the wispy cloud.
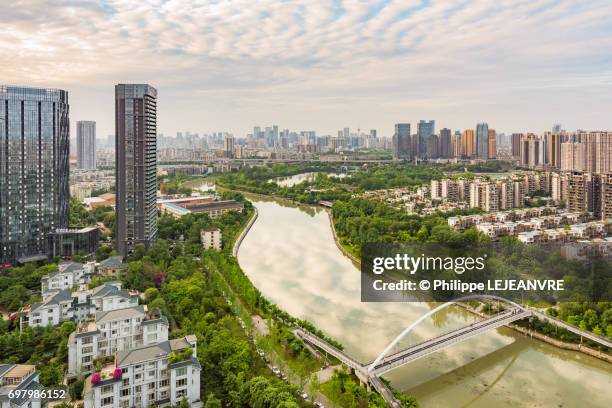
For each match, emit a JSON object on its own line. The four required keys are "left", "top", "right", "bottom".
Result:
{"left": 1, "top": 0, "right": 611, "bottom": 136}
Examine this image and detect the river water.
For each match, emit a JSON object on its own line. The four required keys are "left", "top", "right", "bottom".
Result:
{"left": 237, "top": 194, "right": 611, "bottom": 407}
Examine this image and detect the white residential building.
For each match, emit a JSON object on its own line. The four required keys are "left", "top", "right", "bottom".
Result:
{"left": 68, "top": 306, "right": 169, "bottom": 376}
{"left": 20, "top": 282, "right": 140, "bottom": 331}
{"left": 0, "top": 365, "right": 42, "bottom": 408}
{"left": 84, "top": 336, "right": 202, "bottom": 408}
{"left": 19, "top": 289, "right": 74, "bottom": 330}
{"left": 200, "top": 227, "right": 222, "bottom": 251}
{"left": 41, "top": 261, "right": 95, "bottom": 295}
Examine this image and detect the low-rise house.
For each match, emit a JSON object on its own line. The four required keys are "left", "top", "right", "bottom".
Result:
{"left": 97, "top": 256, "right": 128, "bottom": 277}
{"left": 84, "top": 335, "right": 201, "bottom": 408}
{"left": 41, "top": 261, "right": 93, "bottom": 295}
{"left": 68, "top": 306, "right": 169, "bottom": 376}
{"left": 517, "top": 230, "right": 543, "bottom": 243}
{"left": 0, "top": 364, "right": 42, "bottom": 408}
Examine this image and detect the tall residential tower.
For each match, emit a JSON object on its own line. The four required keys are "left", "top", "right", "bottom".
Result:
{"left": 76, "top": 120, "right": 96, "bottom": 170}
{"left": 115, "top": 84, "right": 158, "bottom": 257}
{"left": 0, "top": 86, "right": 70, "bottom": 263}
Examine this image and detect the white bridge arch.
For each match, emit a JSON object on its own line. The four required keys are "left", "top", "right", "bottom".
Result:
{"left": 367, "top": 294, "right": 529, "bottom": 373}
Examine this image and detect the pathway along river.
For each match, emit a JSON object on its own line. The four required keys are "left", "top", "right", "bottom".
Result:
{"left": 237, "top": 195, "right": 611, "bottom": 407}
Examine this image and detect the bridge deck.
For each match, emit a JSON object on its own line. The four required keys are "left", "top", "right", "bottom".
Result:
{"left": 293, "top": 328, "right": 363, "bottom": 370}
{"left": 371, "top": 310, "right": 532, "bottom": 376}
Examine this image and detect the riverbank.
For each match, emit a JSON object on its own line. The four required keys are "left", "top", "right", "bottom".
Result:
{"left": 457, "top": 300, "right": 612, "bottom": 363}
{"left": 232, "top": 207, "right": 259, "bottom": 257}
{"left": 326, "top": 211, "right": 360, "bottom": 264}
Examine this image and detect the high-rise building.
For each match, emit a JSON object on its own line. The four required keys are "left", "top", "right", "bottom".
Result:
{"left": 462, "top": 129, "right": 475, "bottom": 158}
{"left": 0, "top": 86, "right": 70, "bottom": 263}
{"left": 450, "top": 132, "right": 462, "bottom": 158}
{"left": 475, "top": 123, "right": 489, "bottom": 160}
{"left": 511, "top": 133, "right": 523, "bottom": 158}
{"left": 560, "top": 131, "right": 612, "bottom": 173}
{"left": 392, "top": 123, "right": 411, "bottom": 160}
{"left": 600, "top": 174, "right": 612, "bottom": 221}
{"left": 342, "top": 127, "right": 349, "bottom": 139}
{"left": 488, "top": 128, "right": 497, "bottom": 159}
{"left": 76, "top": 121, "right": 96, "bottom": 170}
{"left": 224, "top": 134, "right": 235, "bottom": 158}
{"left": 566, "top": 171, "right": 601, "bottom": 218}
{"left": 439, "top": 128, "right": 451, "bottom": 158}
{"left": 115, "top": 84, "right": 158, "bottom": 257}
{"left": 520, "top": 133, "right": 541, "bottom": 168}
{"left": 544, "top": 131, "right": 566, "bottom": 168}
{"left": 417, "top": 120, "right": 435, "bottom": 158}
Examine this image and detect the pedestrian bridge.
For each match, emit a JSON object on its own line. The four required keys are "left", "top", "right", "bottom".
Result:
{"left": 367, "top": 308, "right": 531, "bottom": 376}
{"left": 293, "top": 294, "right": 611, "bottom": 407}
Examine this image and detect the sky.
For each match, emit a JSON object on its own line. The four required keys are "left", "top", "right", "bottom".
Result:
{"left": 1, "top": 0, "right": 612, "bottom": 139}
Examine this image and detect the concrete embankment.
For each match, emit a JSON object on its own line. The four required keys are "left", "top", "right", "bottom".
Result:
{"left": 232, "top": 207, "right": 259, "bottom": 257}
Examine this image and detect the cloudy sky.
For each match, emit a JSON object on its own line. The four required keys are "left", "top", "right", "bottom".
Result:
{"left": 2, "top": 0, "right": 611, "bottom": 139}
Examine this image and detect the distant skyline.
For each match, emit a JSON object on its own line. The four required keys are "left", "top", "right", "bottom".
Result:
{"left": 2, "top": 0, "right": 611, "bottom": 139}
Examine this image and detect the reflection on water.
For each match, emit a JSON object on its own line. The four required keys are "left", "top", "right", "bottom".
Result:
{"left": 269, "top": 172, "right": 348, "bottom": 187}
{"left": 237, "top": 197, "right": 612, "bottom": 408}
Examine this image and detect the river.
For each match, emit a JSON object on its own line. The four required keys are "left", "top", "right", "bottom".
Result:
{"left": 237, "top": 193, "right": 612, "bottom": 407}
{"left": 270, "top": 172, "right": 348, "bottom": 187}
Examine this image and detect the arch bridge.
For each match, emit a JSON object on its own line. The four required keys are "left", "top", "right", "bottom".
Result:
{"left": 293, "top": 295, "right": 611, "bottom": 407}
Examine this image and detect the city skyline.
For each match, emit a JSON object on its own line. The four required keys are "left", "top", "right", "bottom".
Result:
{"left": 2, "top": 1, "right": 611, "bottom": 138}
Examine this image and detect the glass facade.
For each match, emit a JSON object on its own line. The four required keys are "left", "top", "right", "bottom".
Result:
{"left": 49, "top": 226, "right": 99, "bottom": 258}
{"left": 115, "top": 84, "right": 158, "bottom": 257}
{"left": 0, "top": 86, "right": 70, "bottom": 263}
{"left": 77, "top": 120, "right": 96, "bottom": 170}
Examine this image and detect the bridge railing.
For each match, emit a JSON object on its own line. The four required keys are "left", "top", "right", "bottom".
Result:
{"left": 293, "top": 328, "right": 364, "bottom": 370}
{"left": 371, "top": 310, "right": 532, "bottom": 375}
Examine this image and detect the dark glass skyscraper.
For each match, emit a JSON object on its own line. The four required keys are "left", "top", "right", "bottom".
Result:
{"left": 115, "top": 84, "right": 158, "bottom": 257}
{"left": 0, "top": 86, "right": 70, "bottom": 263}
{"left": 476, "top": 122, "right": 489, "bottom": 160}
{"left": 392, "top": 123, "right": 411, "bottom": 160}
{"left": 417, "top": 120, "right": 435, "bottom": 158}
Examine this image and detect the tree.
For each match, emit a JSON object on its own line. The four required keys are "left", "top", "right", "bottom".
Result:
{"left": 204, "top": 393, "right": 221, "bottom": 408}
{"left": 308, "top": 373, "right": 320, "bottom": 402}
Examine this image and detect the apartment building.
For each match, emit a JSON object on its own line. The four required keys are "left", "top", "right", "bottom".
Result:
{"left": 0, "top": 365, "right": 42, "bottom": 408}
{"left": 20, "top": 282, "right": 139, "bottom": 331}
{"left": 84, "top": 335, "right": 201, "bottom": 408}
{"left": 200, "top": 227, "right": 222, "bottom": 251}
{"left": 68, "top": 306, "right": 169, "bottom": 376}
{"left": 41, "top": 261, "right": 95, "bottom": 295}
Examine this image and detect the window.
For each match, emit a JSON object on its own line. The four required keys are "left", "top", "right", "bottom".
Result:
{"left": 101, "top": 385, "right": 113, "bottom": 394}
{"left": 175, "top": 367, "right": 187, "bottom": 377}
{"left": 82, "top": 356, "right": 92, "bottom": 363}
{"left": 148, "top": 382, "right": 155, "bottom": 390}
{"left": 120, "top": 388, "right": 130, "bottom": 397}
{"left": 176, "top": 378, "right": 187, "bottom": 387}
{"left": 101, "top": 396, "right": 113, "bottom": 406}
{"left": 122, "top": 378, "right": 129, "bottom": 387}
{"left": 175, "top": 390, "right": 186, "bottom": 399}
{"left": 159, "top": 379, "right": 169, "bottom": 388}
